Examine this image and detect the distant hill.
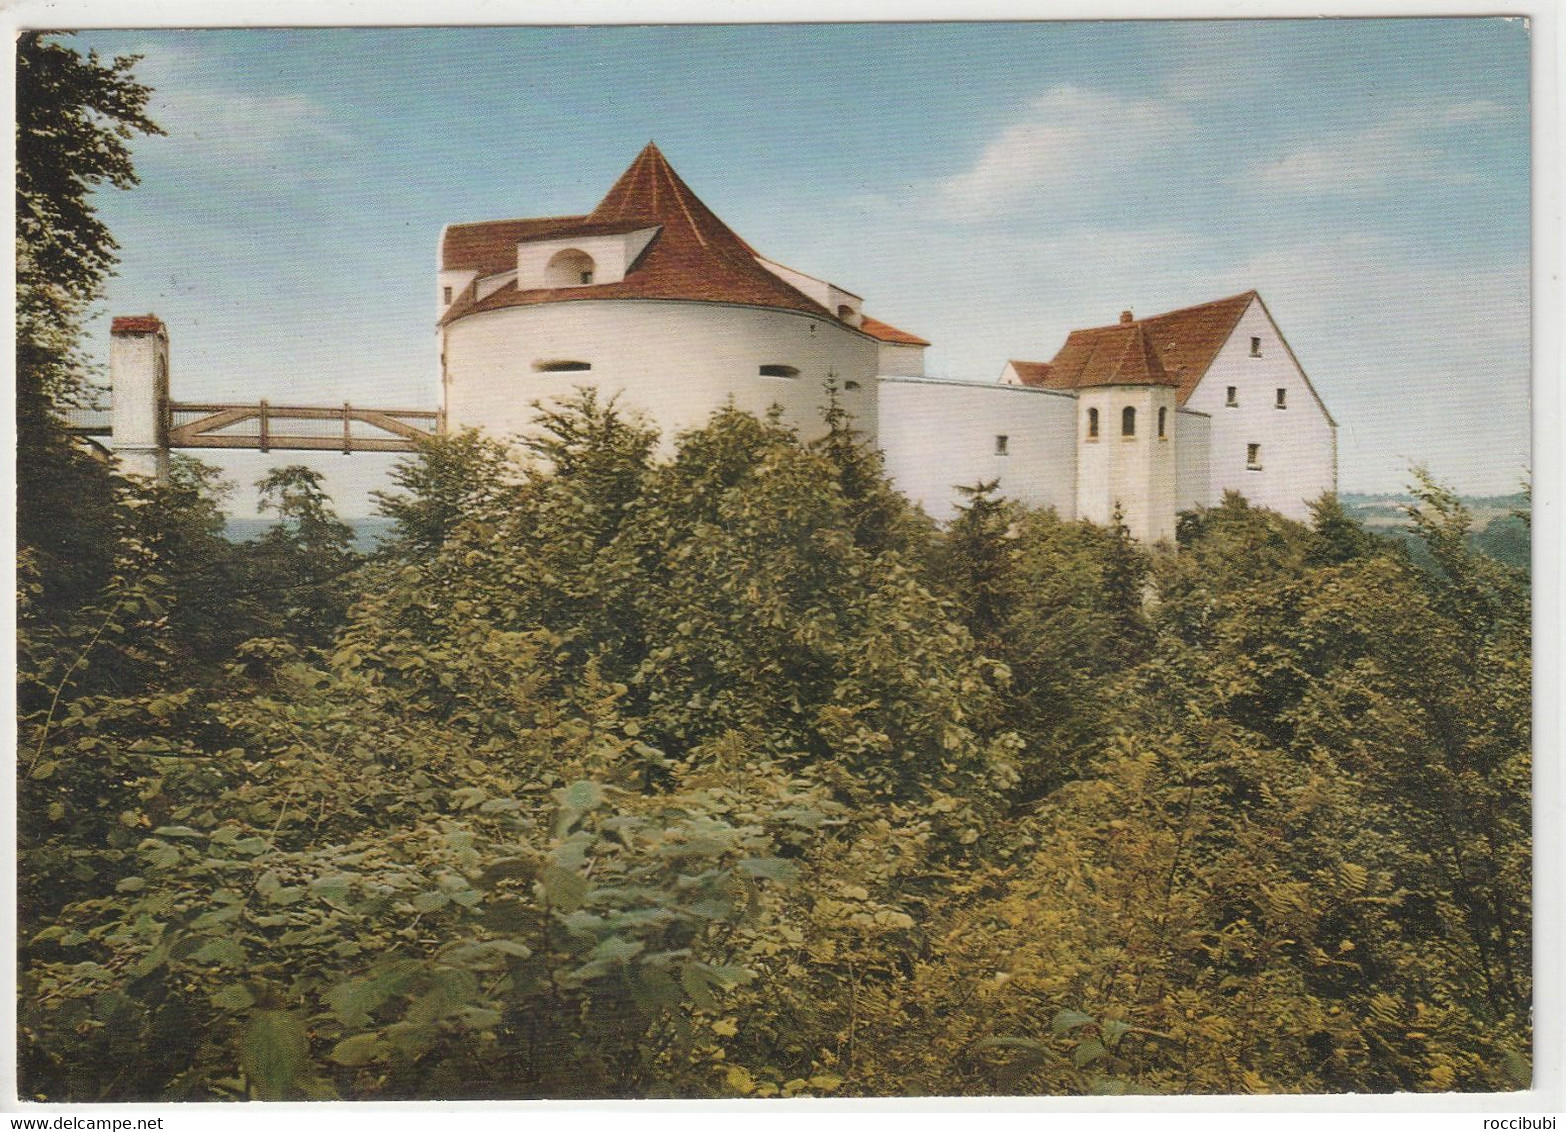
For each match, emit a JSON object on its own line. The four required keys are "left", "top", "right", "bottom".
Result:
{"left": 1339, "top": 492, "right": 1530, "bottom": 571}
{"left": 223, "top": 515, "right": 398, "bottom": 554}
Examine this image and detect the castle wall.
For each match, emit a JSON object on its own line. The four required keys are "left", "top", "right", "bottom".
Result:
{"left": 1175, "top": 408, "right": 1211, "bottom": 511}
{"left": 1183, "top": 298, "right": 1337, "bottom": 520}
{"left": 877, "top": 378, "right": 1077, "bottom": 520}
{"left": 442, "top": 299, "right": 880, "bottom": 451}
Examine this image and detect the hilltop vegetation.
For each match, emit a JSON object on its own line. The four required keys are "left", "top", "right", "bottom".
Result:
{"left": 16, "top": 32, "right": 1531, "bottom": 1102}
{"left": 18, "top": 392, "right": 1532, "bottom": 1099}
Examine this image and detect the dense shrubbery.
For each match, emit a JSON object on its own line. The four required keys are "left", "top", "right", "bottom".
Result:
{"left": 16, "top": 32, "right": 1531, "bottom": 1102}
{"left": 17, "top": 391, "right": 1532, "bottom": 1099}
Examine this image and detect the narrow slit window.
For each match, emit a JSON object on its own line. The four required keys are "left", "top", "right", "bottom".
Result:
{"left": 1251, "top": 336, "right": 1262, "bottom": 357}
{"left": 1122, "top": 406, "right": 1136, "bottom": 437}
{"left": 1226, "top": 386, "right": 1239, "bottom": 407}
{"left": 534, "top": 359, "right": 592, "bottom": 372}
{"left": 995, "top": 434, "right": 1009, "bottom": 456}
{"left": 1087, "top": 407, "right": 1100, "bottom": 439}
{"left": 843, "top": 380, "right": 861, "bottom": 391}
{"left": 442, "top": 286, "right": 453, "bottom": 304}
{"left": 1247, "top": 443, "right": 1262, "bottom": 469}
{"left": 1158, "top": 406, "right": 1168, "bottom": 438}
{"left": 759, "top": 364, "right": 800, "bottom": 378}
{"left": 1276, "top": 387, "right": 1287, "bottom": 409}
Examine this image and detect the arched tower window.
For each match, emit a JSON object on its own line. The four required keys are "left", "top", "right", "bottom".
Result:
{"left": 1122, "top": 406, "right": 1136, "bottom": 437}
{"left": 1087, "top": 407, "right": 1099, "bottom": 439}
{"left": 544, "top": 249, "right": 596, "bottom": 288}
{"left": 1158, "top": 406, "right": 1168, "bottom": 437}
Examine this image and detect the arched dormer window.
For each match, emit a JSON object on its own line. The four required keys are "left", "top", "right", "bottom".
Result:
{"left": 1087, "top": 407, "right": 1099, "bottom": 439}
{"left": 534, "top": 359, "right": 592, "bottom": 372}
{"left": 1158, "top": 406, "right": 1168, "bottom": 438}
{"left": 837, "top": 305, "right": 854, "bottom": 321}
{"left": 1122, "top": 406, "right": 1136, "bottom": 437}
{"left": 544, "top": 248, "right": 596, "bottom": 288}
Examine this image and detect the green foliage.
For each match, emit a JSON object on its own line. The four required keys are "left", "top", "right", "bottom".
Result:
{"left": 18, "top": 373, "right": 1530, "bottom": 1099}
{"left": 373, "top": 429, "right": 520, "bottom": 560}
{"left": 245, "top": 465, "right": 363, "bottom": 649}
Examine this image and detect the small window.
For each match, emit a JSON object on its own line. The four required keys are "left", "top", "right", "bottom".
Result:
{"left": 1247, "top": 443, "right": 1262, "bottom": 469}
{"left": 534, "top": 359, "right": 592, "bottom": 372}
{"left": 759, "top": 364, "right": 800, "bottom": 379}
{"left": 1250, "top": 336, "right": 1262, "bottom": 357}
{"left": 1087, "top": 407, "right": 1100, "bottom": 439}
{"left": 838, "top": 304, "right": 855, "bottom": 321}
{"left": 1121, "top": 406, "right": 1136, "bottom": 437}
{"left": 995, "top": 434, "right": 1009, "bottom": 456}
{"left": 442, "top": 286, "right": 453, "bottom": 304}
{"left": 1276, "top": 387, "right": 1287, "bottom": 409}
{"left": 1158, "top": 406, "right": 1168, "bottom": 438}
{"left": 843, "top": 380, "right": 861, "bottom": 391}
{"left": 1226, "top": 386, "right": 1239, "bottom": 407}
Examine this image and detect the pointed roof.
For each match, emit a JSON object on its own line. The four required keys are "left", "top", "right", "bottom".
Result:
{"left": 587, "top": 141, "right": 759, "bottom": 261}
{"left": 1019, "top": 291, "right": 1257, "bottom": 405}
{"left": 439, "top": 143, "right": 924, "bottom": 346}
{"left": 1072, "top": 323, "right": 1175, "bottom": 389}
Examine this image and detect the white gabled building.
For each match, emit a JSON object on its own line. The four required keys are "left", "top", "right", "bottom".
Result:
{"left": 996, "top": 293, "right": 1337, "bottom": 527}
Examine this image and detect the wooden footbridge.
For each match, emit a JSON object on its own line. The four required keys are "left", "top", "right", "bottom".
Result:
{"left": 65, "top": 315, "right": 443, "bottom": 479}
{"left": 164, "top": 401, "right": 440, "bottom": 454}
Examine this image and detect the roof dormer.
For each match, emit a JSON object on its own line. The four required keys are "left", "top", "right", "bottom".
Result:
{"left": 515, "top": 224, "right": 660, "bottom": 291}
{"left": 754, "top": 257, "right": 863, "bottom": 326}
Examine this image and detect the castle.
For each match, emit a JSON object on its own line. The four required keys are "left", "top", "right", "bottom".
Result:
{"left": 436, "top": 144, "right": 1336, "bottom": 541}
{"left": 108, "top": 143, "right": 1337, "bottom": 541}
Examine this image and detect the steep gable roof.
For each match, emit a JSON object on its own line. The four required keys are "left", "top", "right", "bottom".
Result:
{"left": 440, "top": 143, "right": 921, "bottom": 342}
{"left": 1023, "top": 291, "right": 1256, "bottom": 405}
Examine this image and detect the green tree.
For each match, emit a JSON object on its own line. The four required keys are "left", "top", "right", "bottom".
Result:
{"left": 373, "top": 429, "right": 519, "bottom": 560}
{"left": 936, "top": 479, "right": 1019, "bottom": 652}
{"left": 245, "top": 466, "right": 361, "bottom": 649}
{"left": 17, "top": 31, "right": 162, "bottom": 413}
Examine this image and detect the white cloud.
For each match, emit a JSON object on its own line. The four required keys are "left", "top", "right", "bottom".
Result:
{"left": 1253, "top": 102, "right": 1506, "bottom": 197}
{"left": 129, "top": 43, "right": 347, "bottom": 175}
{"left": 937, "top": 86, "right": 1192, "bottom": 222}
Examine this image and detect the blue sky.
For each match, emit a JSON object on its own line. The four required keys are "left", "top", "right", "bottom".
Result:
{"left": 73, "top": 20, "right": 1532, "bottom": 515}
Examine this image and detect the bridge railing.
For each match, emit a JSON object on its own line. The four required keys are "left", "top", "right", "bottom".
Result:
{"left": 166, "top": 401, "right": 442, "bottom": 454}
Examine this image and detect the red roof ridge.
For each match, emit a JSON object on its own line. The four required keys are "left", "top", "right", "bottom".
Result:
{"left": 1074, "top": 289, "right": 1259, "bottom": 336}
{"left": 442, "top": 143, "right": 888, "bottom": 329}
{"left": 1041, "top": 291, "right": 1259, "bottom": 405}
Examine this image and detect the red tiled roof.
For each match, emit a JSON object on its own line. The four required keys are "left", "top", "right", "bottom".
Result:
{"left": 111, "top": 314, "right": 164, "bottom": 335}
{"left": 1062, "top": 323, "right": 1174, "bottom": 389}
{"left": 1024, "top": 291, "right": 1257, "bottom": 405}
{"left": 1005, "top": 360, "right": 1053, "bottom": 383}
{"left": 442, "top": 216, "right": 659, "bottom": 274}
{"left": 859, "top": 315, "right": 930, "bottom": 347}
{"left": 439, "top": 143, "right": 923, "bottom": 346}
